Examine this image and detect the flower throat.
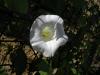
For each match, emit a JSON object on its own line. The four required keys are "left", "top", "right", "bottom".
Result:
{"left": 41, "top": 25, "right": 54, "bottom": 41}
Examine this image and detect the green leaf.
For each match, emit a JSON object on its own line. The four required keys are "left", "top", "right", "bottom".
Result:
{"left": 37, "top": 59, "right": 53, "bottom": 75}
{"left": 38, "top": 59, "right": 50, "bottom": 72}
{"left": 0, "top": 66, "right": 7, "bottom": 75}
{"left": 39, "top": 71, "right": 48, "bottom": 75}
{"left": 71, "top": 68, "right": 77, "bottom": 75}
{"left": 4, "top": 0, "right": 28, "bottom": 14}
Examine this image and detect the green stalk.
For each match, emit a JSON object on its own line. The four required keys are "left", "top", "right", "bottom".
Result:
{"left": 48, "top": 57, "right": 53, "bottom": 75}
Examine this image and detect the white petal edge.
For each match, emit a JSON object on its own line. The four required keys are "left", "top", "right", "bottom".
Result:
{"left": 38, "top": 15, "right": 63, "bottom": 24}
{"left": 30, "top": 15, "right": 68, "bottom": 57}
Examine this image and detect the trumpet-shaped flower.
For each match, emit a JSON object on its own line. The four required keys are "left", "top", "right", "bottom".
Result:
{"left": 30, "top": 15, "right": 68, "bottom": 57}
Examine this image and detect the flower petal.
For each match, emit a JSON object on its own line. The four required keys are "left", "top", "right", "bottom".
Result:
{"left": 43, "top": 39, "right": 58, "bottom": 57}
{"left": 56, "top": 35, "right": 68, "bottom": 46}
{"left": 39, "top": 15, "right": 63, "bottom": 24}
{"left": 31, "top": 41, "right": 46, "bottom": 53}
{"left": 43, "top": 35, "right": 68, "bottom": 57}
{"left": 30, "top": 15, "right": 68, "bottom": 57}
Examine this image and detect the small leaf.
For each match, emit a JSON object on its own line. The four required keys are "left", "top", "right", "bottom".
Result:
{"left": 71, "top": 68, "right": 77, "bottom": 75}
{"left": 39, "top": 71, "right": 48, "bottom": 75}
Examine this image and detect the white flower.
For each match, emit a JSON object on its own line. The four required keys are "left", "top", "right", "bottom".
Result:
{"left": 30, "top": 15, "right": 68, "bottom": 57}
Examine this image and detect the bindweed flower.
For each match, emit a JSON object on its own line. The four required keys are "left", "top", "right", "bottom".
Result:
{"left": 30, "top": 15, "right": 68, "bottom": 57}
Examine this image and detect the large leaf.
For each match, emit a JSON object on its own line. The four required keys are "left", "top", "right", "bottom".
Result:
{"left": 4, "top": 0, "right": 28, "bottom": 14}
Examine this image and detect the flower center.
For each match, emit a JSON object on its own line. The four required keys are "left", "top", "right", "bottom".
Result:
{"left": 41, "top": 26, "right": 54, "bottom": 41}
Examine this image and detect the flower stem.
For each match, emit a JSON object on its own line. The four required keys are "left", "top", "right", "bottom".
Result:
{"left": 48, "top": 57, "right": 53, "bottom": 75}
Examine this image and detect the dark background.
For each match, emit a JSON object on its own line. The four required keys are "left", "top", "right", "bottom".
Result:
{"left": 0, "top": 0, "right": 100, "bottom": 75}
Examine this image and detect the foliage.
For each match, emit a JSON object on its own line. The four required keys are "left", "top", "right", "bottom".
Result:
{"left": 0, "top": 0, "right": 100, "bottom": 75}
{"left": 0, "top": 66, "right": 7, "bottom": 75}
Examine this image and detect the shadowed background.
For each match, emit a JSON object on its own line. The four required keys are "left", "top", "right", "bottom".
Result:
{"left": 0, "top": 0, "right": 100, "bottom": 75}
